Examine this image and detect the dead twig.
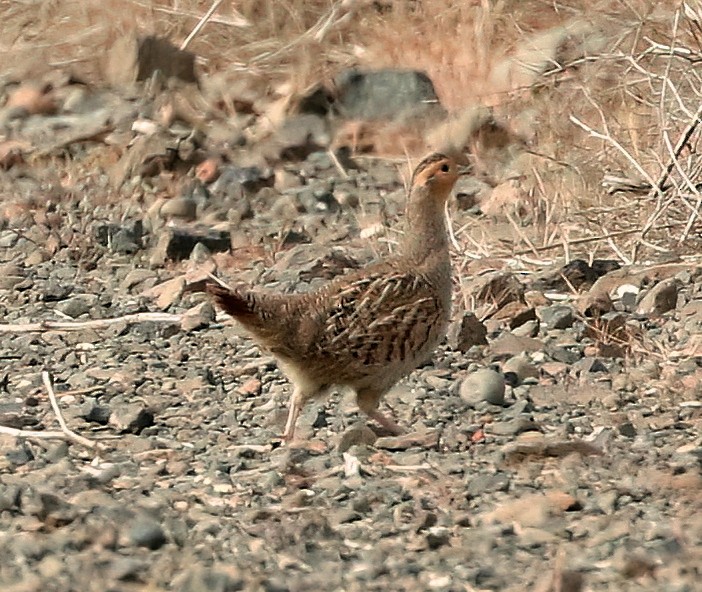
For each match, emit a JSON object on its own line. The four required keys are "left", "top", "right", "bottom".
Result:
{"left": 249, "top": 0, "right": 357, "bottom": 64}
{"left": 34, "top": 124, "right": 116, "bottom": 157}
{"left": 42, "top": 371, "right": 101, "bottom": 450}
{"left": 511, "top": 223, "right": 682, "bottom": 256}
{"left": 0, "top": 312, "right": 183, "bottom": 334}
{"left": 655, "top": 102, "right": 702, "bottom": 194}
{"left": 445, "top": 203, "right": 462, "bottom": 254}
{"left": 0, "top": 373, "right": 103, "bottom": 451}
{"left": 0, "top": 425, "right": 81, "bottom": 442}
{"left": 328, "top": 148, "right": 349, "bottom": 179}
{"left": 569, "top": 113, "right": 659, "bottom": 196}
{"left": 181, "top": 0, "right": 224, "bottom": 51}
{"left": 53, "top": 385, "right": 105, "bottom": 398}
{"left": 126, "top": 0, "right": 249, "bottom": 28}
{"left": 206, "top": 273, "right": 234, "bottom": 290}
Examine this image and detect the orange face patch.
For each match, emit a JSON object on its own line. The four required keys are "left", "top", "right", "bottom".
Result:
{"left": 412, "top": 154, "right": 459, "bottom": 197}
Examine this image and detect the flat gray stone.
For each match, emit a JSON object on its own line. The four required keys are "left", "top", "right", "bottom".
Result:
{"left": 335, "top": 68, "right": 443, "bottom": 120}
{"left": 460, "top": 369, "right": 506, "bottom": 406}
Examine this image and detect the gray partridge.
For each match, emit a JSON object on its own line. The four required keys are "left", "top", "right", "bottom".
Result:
{"left": 207, "top": 152, "right": 460, "bottom": 440}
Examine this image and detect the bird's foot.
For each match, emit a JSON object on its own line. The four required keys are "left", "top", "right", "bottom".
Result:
{"left": 367, "top": 410, "right": 404, "bottom": 436}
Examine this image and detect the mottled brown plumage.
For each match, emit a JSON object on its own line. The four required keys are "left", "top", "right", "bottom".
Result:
{"left": 207, "top": 153, "right": 460, "bottom": 440}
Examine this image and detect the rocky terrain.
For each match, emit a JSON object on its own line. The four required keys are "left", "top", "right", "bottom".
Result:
{"left": 1, "top": 3, "right": 702, "bottom": 591}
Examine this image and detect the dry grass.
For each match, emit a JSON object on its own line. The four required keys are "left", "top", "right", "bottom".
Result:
{"left": 1, "top": 0, "right": 701, "bottom": 262}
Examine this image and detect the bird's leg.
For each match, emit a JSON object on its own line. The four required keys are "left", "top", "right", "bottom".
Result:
{"left": 282, "top": 386, "right": 304, "bottom": 442}
{"left": 356, "top": 388, "right": 404, "bottom": 436}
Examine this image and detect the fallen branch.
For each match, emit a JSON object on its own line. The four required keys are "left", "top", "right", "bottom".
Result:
{"left": 42, "top": 371, "right": 102, "bottom": 451}
{"left": 0, "top": 372, "right": 103, "bottom": 451}
{"left": 0, "top": 312, "right": 183, "bottom": 334}
{"left": 0, "top": 425, "right": 78, "bottom": 442}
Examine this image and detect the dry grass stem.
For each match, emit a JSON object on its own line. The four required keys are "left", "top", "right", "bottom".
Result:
{"left": 180, "top": 0, "right": 225, "bottom": 51}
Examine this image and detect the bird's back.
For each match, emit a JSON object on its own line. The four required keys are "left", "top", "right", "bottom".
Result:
{"left": 208, "top": 254, "right": 451, "bottom": 390}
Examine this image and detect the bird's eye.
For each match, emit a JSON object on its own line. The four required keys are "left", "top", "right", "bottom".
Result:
{"left": 440, "top": 164, "right": 450, "bottom": 172}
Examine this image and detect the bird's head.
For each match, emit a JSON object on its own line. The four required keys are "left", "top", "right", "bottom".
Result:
{"left": 410, "top": 153, "right": 466, "bottom": 203}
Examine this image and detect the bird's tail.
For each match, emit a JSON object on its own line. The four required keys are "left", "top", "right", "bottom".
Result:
{"left": 206, "top": 283, "right": 260, "bottom": 325}
{"left": 206, "top": 278, "right": 303, "bottom": 354}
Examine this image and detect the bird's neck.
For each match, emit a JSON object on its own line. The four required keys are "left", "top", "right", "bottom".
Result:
{"left": 400, "top": 188, "right": 450, "bottom": 266}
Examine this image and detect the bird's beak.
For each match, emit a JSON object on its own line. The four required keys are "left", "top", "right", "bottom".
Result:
{"left": 457, "top": 165, "right": 472, "bottom": 177}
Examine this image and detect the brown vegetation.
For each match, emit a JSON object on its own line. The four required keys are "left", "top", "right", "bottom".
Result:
{"left": 2, "top": 1, "right": 701, "bottom": 261}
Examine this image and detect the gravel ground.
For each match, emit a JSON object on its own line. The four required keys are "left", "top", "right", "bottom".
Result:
{"left": 1, "top": 71, "right": 701, "bottom": 592}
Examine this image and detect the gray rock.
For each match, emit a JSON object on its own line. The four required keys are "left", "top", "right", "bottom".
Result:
{"left": 109, "top": 557, "right": 146, "bottom": 581}
{"left": 545, "top": 344, "right": 582, "bottom": 364}
{"left": 21, "top": 489, "right": 77, "bottom": 524}
{"left": 41, "top": 279, "right": 72, "bottom": 301}
{"left": 1, "top": 262, "right": 23, "bottom": 278}
{"left": 511, "top": 319, "right": 540, "bottom": 337}
{"left": 426, "top": 526, "right": 451, "bottom": 549}
{"left": 94, "top": 221, "right": 144, "bottom": 253}
{"left": 618, "top": 422, "right": 637, "bottom": 438}
{"left": 619, "top": 287, "right": 638, "bottom": 311}
{"left": 45, "top": 442, "right": 70, "bottom": 463}
{"left": 261, "top": 114, "right": 331, "bottom": 161}
{"left": 447, "top": 312, "right": 488, "bottom": 351}
{"left": 335, "top": 69, "right": 443, "bottom": 120}
{"left": 488, "top": 417, "right": 539, "bottom": 436}
{"left": 636, "top": 278, "right": 679, "bottom": 315}
{"left": 262, "top": 578, "right": 289, "bottom": 592}
{"left": 270, "top": 194, "right": 302, "bottom": 220}
{"left": 109, "top": 402, "right": 154, "bottom": 433}
{"left": 160, "top": 197, "right": 197, "bottom": 221}
{"left": 150, "top": 227, "right": 230, "bottom": 265}
{"left": 0, "top": 485, "right": 21, "bottom": 511}
{"left": 181, "top": 302, "right": 215, "bottom": 331}
{"left": 573, "top": 357, "right": 608, "bottom": 374}
{"left": 274, "top": 168, "right": 303, "bottom": 191}
{"left": 55, "top": 294, "right": 99, "bottom": 318}
{"left": 338, "top": 424, "right": 377, "bottom": 453}
{"left": 375, "top": 430, "right": 439, "bottom": 450}
{"left": 80, "top": 398, "right": 111, "bottom": 424}
{"left": 542, "top": 259, "right": 599, "bottom": 290}
{"left": 107, "top": 34, "right": 197, "bottom": 86}
{"left": 460, "top": 369, "right": 506, "bottom": 406}
{"left": 110, "top": 227, "right": 142, "bottom": 254}
{"left": 0, "top": 230, "right": 18, "bottom": 248}
{"left": 0, "top": 275, "right": 26, "bottom": 290}
{"left": 128, "top": 517, "right": 167, "bottom": 550}
{"left": 334, "top": 190, "right": 359, "bottom": 208}
{"left": 270, "top": 244, "right": 362, "bottom": 283}
{"left": 298, "top": 187, "right": 340, "bottom": 214}
{"left": 176, "top": 567, "right": 245, "bottom": 592}
{"left": 210, "top": 165, "right": 271, "bottom": 197}
{"left": 539, "top": 304, "right": 575, "bottom": 329}
{"left": 466, "top": 473, "right": 511, "bottom": 496}
{"left": 502, "top": 355, "right": 538, "bottom": 386}
{"left": 329, "top": 507, "right": 362, "bottom": 526}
